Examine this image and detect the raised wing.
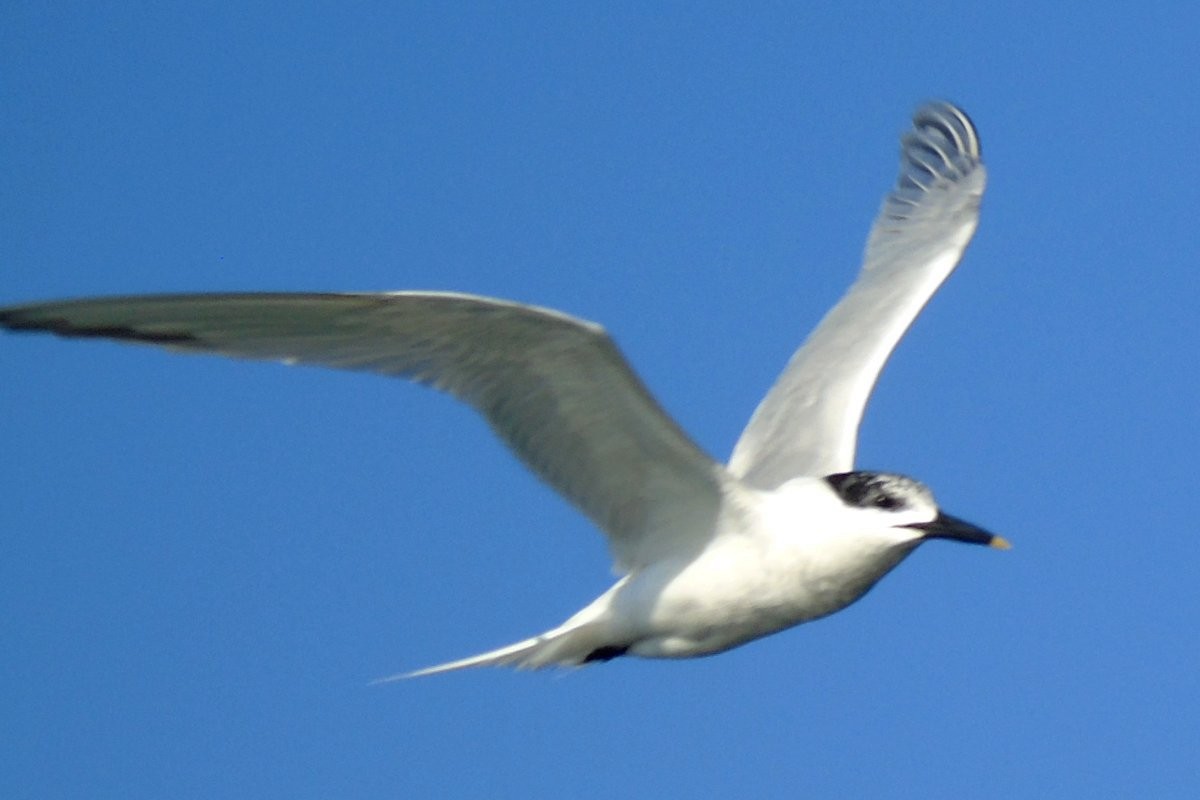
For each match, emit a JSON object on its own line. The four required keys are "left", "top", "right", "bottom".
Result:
{"left": 0, "top": 292, "right": 723, "bottom": 571}
{"left": 728, "top": 102, "right": 986, "bottom": 488}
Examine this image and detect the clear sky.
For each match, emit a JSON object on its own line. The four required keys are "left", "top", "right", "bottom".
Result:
{"left": 3, "top": 3, "right": 1198, "bottom": 798}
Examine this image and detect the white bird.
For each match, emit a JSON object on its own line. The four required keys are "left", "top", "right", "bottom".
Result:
{"left": 0, "top": 101, "right": 1006, "bottom": 678}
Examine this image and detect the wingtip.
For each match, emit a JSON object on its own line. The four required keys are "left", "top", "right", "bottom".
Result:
{"left": 887, "top": 100, "right": 984, "bottom": 205}
{"left": 911, "top": 101, "right": 982, "bottom": 160}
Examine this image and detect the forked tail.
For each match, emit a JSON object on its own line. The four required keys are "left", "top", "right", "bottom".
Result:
{"left": 376, "top": 615, "right": 621, "bottom": 681}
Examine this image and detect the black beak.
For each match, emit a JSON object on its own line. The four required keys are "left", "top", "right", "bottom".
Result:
{"left": 905, "top": 512, "right": 1010, "bottom": 549}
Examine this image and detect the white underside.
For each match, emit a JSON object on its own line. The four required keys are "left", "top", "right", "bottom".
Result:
{"left": 396, "top": 479, "right": 924, "bottom": 678}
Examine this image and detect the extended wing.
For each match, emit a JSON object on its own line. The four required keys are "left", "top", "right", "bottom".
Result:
{"left": 729, "top": 102, "right": 986, "bottom": 488}
{"left": 0, "top": 292, "right": 724, "bottom": 571}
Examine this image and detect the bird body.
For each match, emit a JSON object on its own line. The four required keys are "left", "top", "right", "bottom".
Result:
{"left": 0, "top": 102, "right": 1007, "bottom": 677}
{"left": 403, "top": 472, "right": 963, "bottom": 676}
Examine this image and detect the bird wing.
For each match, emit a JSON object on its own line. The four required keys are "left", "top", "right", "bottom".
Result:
{"left": 0, "top": 291, "right": 724, "bottom": 571}
{"left": 728, "top": 102, "right": 986, "bottom": 488}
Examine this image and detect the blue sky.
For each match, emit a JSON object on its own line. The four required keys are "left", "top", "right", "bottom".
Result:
{"left": 3, "top": 3, "right": 1198, "bottom": 798}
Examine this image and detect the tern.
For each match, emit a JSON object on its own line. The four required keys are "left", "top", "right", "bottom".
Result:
{"left": 0, "top": 101, "right": 1006, "bottom": 677}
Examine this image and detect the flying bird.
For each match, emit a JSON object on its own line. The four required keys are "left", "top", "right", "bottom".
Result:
{"left": 0, "top": 101, "right": 1005, "bottom": 677}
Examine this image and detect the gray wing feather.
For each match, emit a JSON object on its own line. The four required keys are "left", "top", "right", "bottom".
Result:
{"left": 729, "top": 102, "right": 986, "bottom": 487}
{"left": 0, "top": 291, "right": 723, "bottom": 571}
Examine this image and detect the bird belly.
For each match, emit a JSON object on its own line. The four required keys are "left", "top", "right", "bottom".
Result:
{"left": 621, "top": 536, "right": 915, "bottom": 659}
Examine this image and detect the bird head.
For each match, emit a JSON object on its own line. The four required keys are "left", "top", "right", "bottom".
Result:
{"left": 823, "top": 471, "right": 1010, "bottom": 550}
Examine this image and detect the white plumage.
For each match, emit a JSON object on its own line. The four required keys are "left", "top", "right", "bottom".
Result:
{"left": 0, "top": 102, "right": 1006, "bottom": 677}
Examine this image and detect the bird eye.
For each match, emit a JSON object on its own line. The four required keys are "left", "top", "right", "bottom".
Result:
{"left": 874, "top": 495, "right": 901, "bottom": 510}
